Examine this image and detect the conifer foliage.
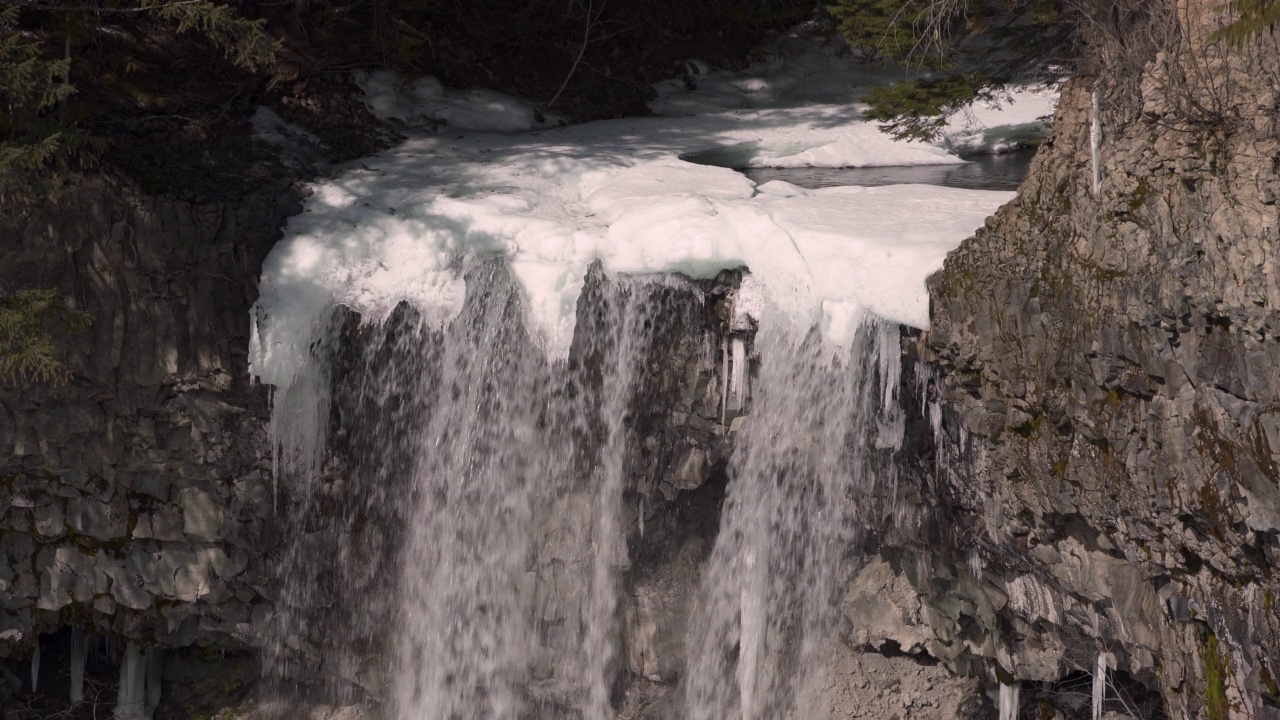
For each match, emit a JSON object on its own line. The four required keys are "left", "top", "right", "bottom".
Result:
{"left": 828, "top": 0, "right": 1279, "bottom": 140}
{"left": 1213, "top": 0, "right": 1280, "bottom": 46}
{"left": 827, "top": 0, "right": 1075, "bottom": 141}
{"left": 0, "top": 288, "right": 90, "bottom": 385}
{"left": 0, "top": 4, "right": 97, "bottom": 210}
{"left": 0, "top": 1, "right": 278, "bottom": 213}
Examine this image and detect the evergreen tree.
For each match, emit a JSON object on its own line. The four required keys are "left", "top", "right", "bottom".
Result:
{"left": 829, "top": 0, "right": 1278, "bottom": 140}
{"left": 0, "top": 4, "right": 97, "bottom": 210}
{"left": 1, "top": 1, "right": 278, "bottom": 214}
{"left": 0, "top": 288, "right": 90, "bottom": 385}
{"left": 828, "top": 0, "right": 1074, "bottom": 141}
{"left": 1213, "top": 0, "right": 1280, "bottom": 46}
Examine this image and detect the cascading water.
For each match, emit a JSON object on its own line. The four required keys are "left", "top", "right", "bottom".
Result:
{"left": 262, "top": 259, "right": 717, "bottom": 719}
{"left": 684, "top": 315, "right": 904, "bottom": 720}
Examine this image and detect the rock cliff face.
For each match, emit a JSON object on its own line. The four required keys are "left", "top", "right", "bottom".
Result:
{"left": 916, "top": 2, "right": 1280, "bottom": 717}
{"left": 0, "top": 177, "right": 300, "bottom": 707}
{"left": 5, "top": 5, "right": 1279, "bottom": 717}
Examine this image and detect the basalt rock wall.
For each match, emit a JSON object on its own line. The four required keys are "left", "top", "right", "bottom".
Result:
{"left": 0, "top": 178, "right": 300, "bottom": 673}
{"left": 920, "top": 2, "right": 1280, "bottom": 717}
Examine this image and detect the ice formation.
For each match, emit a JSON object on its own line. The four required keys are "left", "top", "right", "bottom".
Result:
{"left": 999, "top": 681, "right": 1021, "bottom": 720}
{"left": 250, "top": 25, "right": 1060, "bottom": 388}
{"left": 70, "top": 628, "right": 85, "bottom": 704}
{"left": 1094, "top": 652, "right": 1108, "bottom": 720}
{"left": 353, "top": 69, "right": 566, "bottom": 133}
{"left": 251, "top": 107, "right": 1017, "bottom": 387}
{"left": 1091, "top": 85, "right": 1103, "bottom": 195}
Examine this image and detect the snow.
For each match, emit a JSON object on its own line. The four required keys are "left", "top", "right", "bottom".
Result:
{"left": 649, "top": 25, "right": 1057, "bottom": 156}
{"left": 939, "top": 85, "right": 1058, "bottom": 155}
{"left": 251, "top": 32, "right": 1044, "bottom": 388}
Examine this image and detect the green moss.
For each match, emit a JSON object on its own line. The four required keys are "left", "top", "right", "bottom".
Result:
{"left": 1204, "top": 632, "right": 1231, "bottom": 720}
{"left": 1127, "top": 177, "right": 1152, "bottom": 214}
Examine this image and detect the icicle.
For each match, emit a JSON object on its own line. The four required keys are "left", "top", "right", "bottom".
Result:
{"left": 998, "top": 680, "right": 1021, "bottom": 720}
{"left": 730, "top": 337, "right": 748, "bottom": 412}
{"left": 30, "top": 635, "right": 40, "bottom": 693}
{"left": 145, "top": 648, "right": 163, "bottom": 718}
{"left": 1090, "top": 84, "right": 1102, "bottom": 196}
{"left": 1093, "top": 653, "right": 1107, "bottom": 720}
{"left": 70, "top": 628, "right": 86, "bottom": 703}
{"left": 720, "top": 335, "right": 730, "bottom": 424}
{"left": 114, "top": 642, "right": 146, "bottom": 720}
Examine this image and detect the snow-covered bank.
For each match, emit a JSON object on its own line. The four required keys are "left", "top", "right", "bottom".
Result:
{"left": 250, "top": 31, "right": 1056, "bottom": 387}
{"left": 648, "top": 24, "right": 1057, "bottom": 156}
{"left": 250, "top": 101, "right": 1014, "bottom": 387}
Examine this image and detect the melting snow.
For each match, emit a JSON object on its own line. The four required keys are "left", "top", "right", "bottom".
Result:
{"left": 251, "top": 38, "right": 1054, "bottom": 387}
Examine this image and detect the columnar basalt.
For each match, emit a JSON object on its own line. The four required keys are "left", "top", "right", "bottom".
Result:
{"left": 920, "top": 2, "right": 1280, "bottom": 717}
{"left": 0, "top": 178, "right": 298, "bottom": 710}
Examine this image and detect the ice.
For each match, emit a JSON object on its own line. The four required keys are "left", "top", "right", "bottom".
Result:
{"left": 251, "top": 107, "right": 326, "bottom": 167}
{"left": 255, "top": 33, "right": 1034, "bottom": 388}
{"left": 251, "top": 106, "right": 322, "bottom": 149}
{"left": 30, "top": 636, "right": 39, "bottom": 693}
{"left": 999, "top": 681, "right": 1021, "bottom": 720}
{"left": 70, "top": 628, "right": 85, "bottom": 703}
{"left": 251, "top": 106, "right": 1014, "bottom": 386}
{"left": 1093, "top": 652, "right": 1107, "bottom": 720}
{"left": 732, "top": 273, "right": 767, "bottom": 330}
{"left": 1091, "top": 84, "right": 1103, "bottom": 195}
{"left": 114, "top": 642, "right": 144, "bottom": 720}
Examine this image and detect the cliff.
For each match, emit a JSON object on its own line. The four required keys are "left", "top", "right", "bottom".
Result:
{"left": 919, "top": 1, "right": 1280, "bottom": 717}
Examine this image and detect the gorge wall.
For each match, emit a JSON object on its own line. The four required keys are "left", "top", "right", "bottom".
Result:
{"left": 915, "top": 1, "right": 1280, "bottom": 717}
{"left": 4, "top": 3, "right": 1280, "bottom": 719}
{"left": 0, "top": 176, "right": 298, "bottom": 712}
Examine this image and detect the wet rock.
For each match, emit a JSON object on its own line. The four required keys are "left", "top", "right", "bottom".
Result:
{"left": 623, "top": 540, "right": 702, "bottom": 682}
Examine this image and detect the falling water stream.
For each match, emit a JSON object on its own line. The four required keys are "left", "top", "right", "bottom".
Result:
{"left": 259, "top": 163, "right": 1023, "bottom": 718}
{"left": 266, "top": 262, "right": 731, "bottom": 719}
{"left": 684, "top": 317, "right": 904, "bottom": 720}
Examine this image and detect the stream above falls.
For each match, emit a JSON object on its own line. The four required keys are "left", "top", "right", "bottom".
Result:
{"left": 740, "top": 147, "right": 1037, "bottom": 192}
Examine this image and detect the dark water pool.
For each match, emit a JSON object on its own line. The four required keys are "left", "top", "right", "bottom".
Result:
{"left": 742, "top": 148, "right": 1037, "bottom": 192}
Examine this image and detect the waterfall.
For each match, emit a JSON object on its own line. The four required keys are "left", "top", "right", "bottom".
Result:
{"left": 264, "top": 260, "right": 711, "bottom": 719}
{"left": 684, "top": 316, "right": 904, "bottom": 719}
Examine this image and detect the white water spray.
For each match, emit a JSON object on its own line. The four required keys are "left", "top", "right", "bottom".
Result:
{"left": 685, "top": 316, "right": 905, "bottom": 719}
{"left": 265, "top": 262, "right": 711, "bottom": 719}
